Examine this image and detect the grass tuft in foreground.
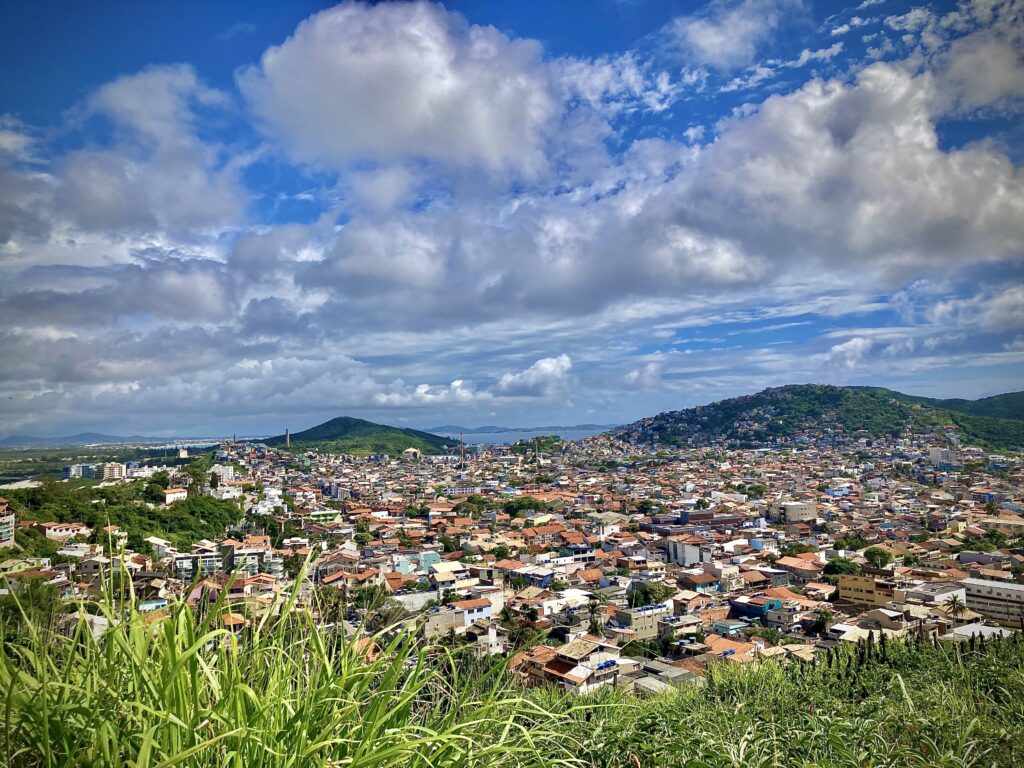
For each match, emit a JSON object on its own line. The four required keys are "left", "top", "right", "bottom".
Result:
{"left": 1, "top": 578, "right": 571, "bottom": 768}
{"left": 5, "top": 573, "right": 1024, "bottom": 768}
{"left": 541, "top": 630, "right": 1024, "bottom": 767}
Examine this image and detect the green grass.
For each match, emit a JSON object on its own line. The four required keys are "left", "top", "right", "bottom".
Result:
{"left": 4, "top": 570, "right": 1024, "bottom": 768}
{"left": 540, "top": 633, "right": 1024, "bottom": 767}
{"left": 1, "top": 576, "right": 568, "bottom": 768}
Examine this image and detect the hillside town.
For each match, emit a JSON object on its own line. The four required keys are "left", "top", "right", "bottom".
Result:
{"left": 3, "top": 429, "right": 1023, "bottom": 696}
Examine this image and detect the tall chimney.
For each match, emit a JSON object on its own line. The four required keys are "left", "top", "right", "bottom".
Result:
{"left": 285, "top": 428, "right": 290, "bottom": 448}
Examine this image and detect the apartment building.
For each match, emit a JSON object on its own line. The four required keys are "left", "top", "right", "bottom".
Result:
{"left": 666, "top": 537, "right": 714, "bottom": 566}
{"left": 98, "top": 462, "right": 126, "bottom": 481}
{"left": 0, "top": 498, "right": 14, "bottom": 549}
{"left": 613, "top": 603, "right": 671, "bottom": 641}
{"left": 768, "top": 500, "right": 818, "bottom": 523}
{"left": 839, "top": 573, "right": 907, "bottom": 608}
{"left": 963, "top": 578, "right": 1024, "bottom": 627}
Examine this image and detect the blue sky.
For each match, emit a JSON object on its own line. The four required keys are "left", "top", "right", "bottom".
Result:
{"left": 0, "top": 0, "right": 1022, "bottom": 436}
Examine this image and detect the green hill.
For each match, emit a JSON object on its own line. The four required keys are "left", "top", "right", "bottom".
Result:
{"left": 264, "top": 416, "right": 455, "bottom": 456}
{"left": 615, "top": 384, "right": 1024, "bottom": 451}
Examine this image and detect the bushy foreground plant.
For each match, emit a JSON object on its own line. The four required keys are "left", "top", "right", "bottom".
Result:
{"left": 1, "top": 578, "right": 570, "bottom": 768}
{"left": 5, "top": 571, "right": 1024, "bottom": 768}
{"left": 540, "top": 631, "right": 1024, "bottom": 767}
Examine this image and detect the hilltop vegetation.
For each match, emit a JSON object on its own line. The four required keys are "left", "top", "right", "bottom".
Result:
{"left": 510, "top": 434, "right": 565, "bottom": 455}
{"left": 3, "top": 472, "right": 242, "bottom": 552}
{"left": 616, "top": 384, "right": 1024, "bottom": 451}
{"left": 265, "top": 416, "right": 455, "bottom": 456}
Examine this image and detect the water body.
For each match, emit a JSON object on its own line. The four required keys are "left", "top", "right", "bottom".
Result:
{"left": 435, "top": 427, "right": 609, "bottom": 445}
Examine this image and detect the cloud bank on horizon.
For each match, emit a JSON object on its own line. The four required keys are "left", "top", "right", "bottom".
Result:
{"left": 0, "top": 0, "right": 1022, "bottom": 435}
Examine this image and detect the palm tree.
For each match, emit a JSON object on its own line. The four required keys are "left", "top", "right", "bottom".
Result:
{"left": 946, "top": 594, "right": 967, "bottom": 622}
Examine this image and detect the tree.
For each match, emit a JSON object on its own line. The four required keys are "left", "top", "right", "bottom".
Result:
{"left": 834, "top": 533, "right": 868, "bottom": 551}
{"left": 629, "top": 581, "right": 675, "bottom": 608}
{"left": 863, "top": 547, "right": 894, "bottom": 569}
{"left": 812, "top": 607, "right": 834, "bottom": 636}
{"left": 283, "top": 553, "right": 305, "bottom": 580}
{"left": 945, "top": 594, "right": 967, "bottom": 622}
{"left": 823, "top": 557, "right": 861, "bottom": 577}
{"left": 498, "top": 605, "right": 516, "bottom": 628}
{"left": 143, "top": 472, "right": 170, "bottom": 504}
{"left": 314, "top": 585, "right": 347, "bottom": 626}
{"left": 490, "top": 544, "right": 510, "bottom": 560}
{"left": 0, "top": 576, "right": 64, "bottom": 638}
{"left": 182, "top": 464, "right": 208, "bottom": 497}
{"left": 587, "top": 595, "right": 606, "bottom": 635}
{"left": 780, "top": 542, "right": 816, "bottom": 557}
{"left": 747, "top": 626, "right": 782, "bottom": 645}
{"left": 503, "top": 496, "right": 545, "bottom": 515}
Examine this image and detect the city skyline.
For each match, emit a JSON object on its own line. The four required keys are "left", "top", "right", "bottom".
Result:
{"left": 2, "top": 0, "right": 1022, "bottom": 436}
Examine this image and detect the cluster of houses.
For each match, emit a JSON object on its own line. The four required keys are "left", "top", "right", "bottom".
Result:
{"left": 2, "top": 430, "right": 1023, "bottom": 694}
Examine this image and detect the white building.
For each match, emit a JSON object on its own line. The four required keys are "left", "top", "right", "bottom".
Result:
{"left": 963, "top": 578, "right": 1024, "bottom": 626}
{"left": 211, "top": 464, "right": 236, "bottom": 483}
{"left": 164, "top": 487, "right": 188, "bottom": 505}
{"left": 666, "top": 539, "right": 713, "bottom": 566}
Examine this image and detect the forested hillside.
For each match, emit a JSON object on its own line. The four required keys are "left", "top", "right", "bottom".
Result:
{"left": 615, "top": 384, "right": 1024, "bottom": 451}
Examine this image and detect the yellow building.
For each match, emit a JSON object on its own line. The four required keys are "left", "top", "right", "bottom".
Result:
{"left": 839, "top": 573, "right": 901, "bottom": 607}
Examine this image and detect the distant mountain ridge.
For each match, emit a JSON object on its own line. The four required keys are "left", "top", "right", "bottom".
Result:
{"left": 614, "top": 384, "right": 1024, "bottom": 452}
{"left": 265, "top": 417, "right": 454, "bottom": 456}
{"left": 885, "top": 390, "right": 1024, "bottom": 421}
